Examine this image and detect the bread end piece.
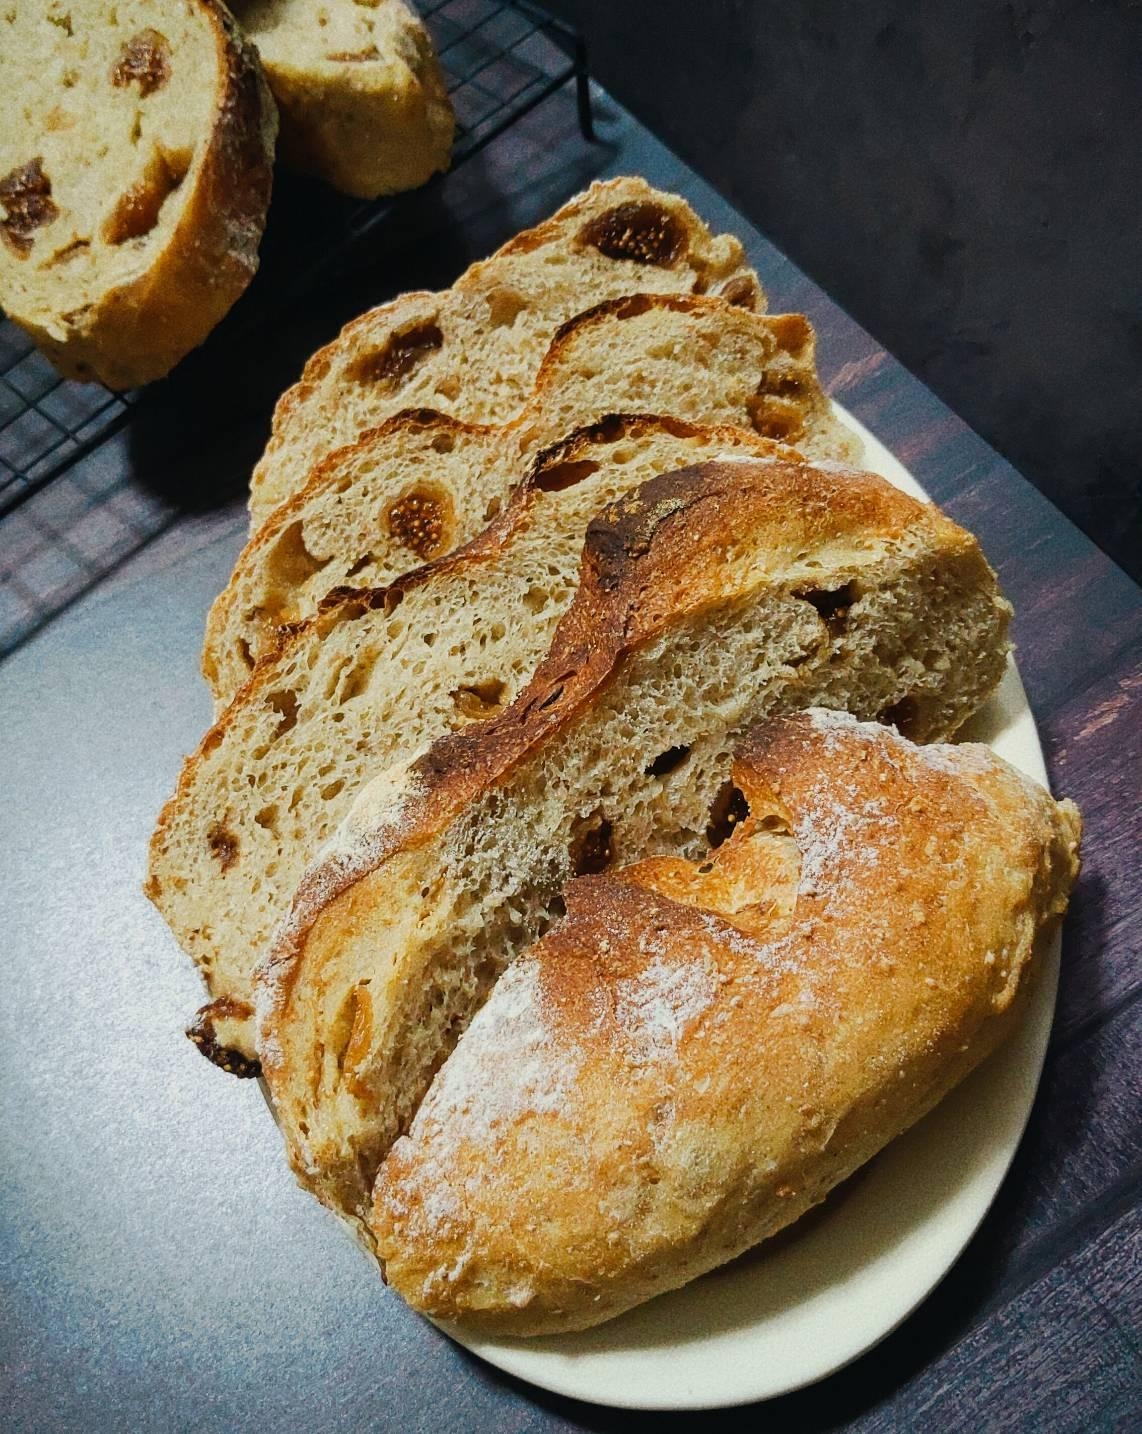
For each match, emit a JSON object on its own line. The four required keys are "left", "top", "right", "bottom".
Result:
{"left": 371, "top": 711, "right": 1080, "bottom": 1334}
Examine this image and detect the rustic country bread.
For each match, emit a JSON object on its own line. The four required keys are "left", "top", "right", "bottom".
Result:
{"left": 246, "top": 176, "right": 766, "bottom": 525}
{"left": 255, "top": 457, "right": 1013, "bottom": 1228}
{"left": 148, "top": 419, "right": 788, "bottom": 1074}
{"left": 372, "top": 709, "right": 1081, "bottom": 1335}
{"left": 231, "top": 0, "right": 453, "bottom": 198}
{"left": 0, "top": 0, "right": 277, "bottom": 389}
{"left": 205, "top": 295, "right": 861, "bottom": 707}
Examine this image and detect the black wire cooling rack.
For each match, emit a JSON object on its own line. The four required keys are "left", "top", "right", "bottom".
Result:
{"left": 0, "top": 0, "right": 592, "bottom": 658}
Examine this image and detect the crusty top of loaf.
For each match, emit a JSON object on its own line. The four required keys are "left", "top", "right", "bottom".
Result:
{"left": 256, "top": 456, "right": 982, "bottom": 1024}
{"left": 371, "top": 710, "right": 1082, "bottom": 1334}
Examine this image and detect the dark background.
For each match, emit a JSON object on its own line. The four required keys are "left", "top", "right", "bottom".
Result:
{"left": 555, "top": 0, "right": 1142, "bottom": 581}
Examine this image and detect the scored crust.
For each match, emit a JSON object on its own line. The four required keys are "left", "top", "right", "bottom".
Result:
{"left": 254, "top": 456, "right": 1013, "bottom": 1227}
{"left": 371, "top": 710, "right": 1082, "bottom": 1335}
{"left": 0, "top": 0, "right": 277, "bottom": 389}
{"left": 204, "top": 294, "right": 860, "bottom": 707}
{"left": 148, "top": 417, "right": 789, "bottom": 1072}
{"left": 246, "top": 176, "right": 768, "bottom": 525}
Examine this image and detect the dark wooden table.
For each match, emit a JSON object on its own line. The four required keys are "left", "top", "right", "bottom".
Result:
{"left": 2, "top": 80, "right": 1139, "bottom": 1433}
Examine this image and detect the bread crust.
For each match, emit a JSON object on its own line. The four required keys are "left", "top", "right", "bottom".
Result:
{"left": 255, "top": 457, "right": 1012, "bottom": 1222}
{"left": 0, "top": 1, "right": 277, "bottom": 389}
{"left": 371, "top": 710, "right": 1081, "bottom": 1334}
{"left": 148, "top": 417, "right": 787, "bottom": 1072}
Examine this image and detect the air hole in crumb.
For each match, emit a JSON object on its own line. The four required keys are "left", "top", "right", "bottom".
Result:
{"left": 798, "top": 581, "right": 858, "bottom": 637}
{"left": 253, "top": 804, "right": 278, "bottom": 832}
{"left": 569, "top": 809, "right": 614, "bottom": 876}
{"left": 746, "top": 392, "right": 806, "bottom": 443}
{"left": 320, "top": 779, "right": 345, "bottom": 801}
{"left": 768, "top": 314, "right": 812, "bottom": 354}
{"left": 486, "top": 286, "right": 528, "bottom": 328}
{"left": 706, "top": 782, "right": 750, "bottom": 848}
{"left": 343, "top": 554, "right": 371, "bottom": 581}
{"left": 265, "top": 688, "right": 299, "bottom": 736}
{"left": 431, "top": 431, "right": 456, "bottom": 454}
{"left": 645, "top": 744, "right": 691, "bottom": 778}
{"left": 102, "top": 146, "right": 190, "bottom": 245}
{"left": 339, "top": 655, "right": 376, "bottom": 702}
{"left": 266, "top": 521, "right": 327, "bottom": 592}
{"left": 450, "top": 678, "right": 507, "bottom": 721}
{"left": 878, "top": 695, "right": 921, "bottom": 739}
{"left": 534, "top": 458, "right": 600, "bottom": 493}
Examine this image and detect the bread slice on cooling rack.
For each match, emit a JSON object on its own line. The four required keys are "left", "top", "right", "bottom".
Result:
{"left": 204, "top": 295, "right": 860, "bottom": 708}
{"left": 254, "top": 455, "right": 1013, "bottom": 1228}
{"left": 0, "top": 0, "right": 277, "bottom": 389}
{"left": 147, "top": 418, "right": 788, "bottom": 1075}
{"left": 372, "top": 709, "right": 1081, "bottom": 1335}
{"left": 246, "top": 176, "right": 767, "bottom": 525}
{"left": 231, "top": 0, "right": 453, "bottom": 198}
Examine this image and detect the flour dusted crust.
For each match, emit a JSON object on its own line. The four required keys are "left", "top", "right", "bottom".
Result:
{"left": 254, "top": 456, "right": 1013, "bottom": 1227}
{"left": 0, "top": 0, "right": 277, "bottom": 389}
{"left": 232, "top": 0, "right": 453, "bottom": 198}
{"left": 147, "top": 419, "right": 787, "bottom": 1073}
{"left": 246, "top": 177, "right": 767, "bottom": 525}
{"left": 371, "top": 710, "right": 1081, "bottom": 1335}
{"left": 205, "top": 294, "right": 860, "bottom": 708}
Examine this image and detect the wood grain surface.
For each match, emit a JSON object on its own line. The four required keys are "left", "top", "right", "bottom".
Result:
{"left": 1, "top": 75, "right": 1138, "bottom": 1434}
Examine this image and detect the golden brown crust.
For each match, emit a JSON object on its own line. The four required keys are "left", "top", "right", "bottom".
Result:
{"left": 257, "top": 455, "right": 987, "bottom": 1044}
{"left": 371, "top": 711, "right": 1082, "bottom": 1334}
{"left": 3, "top": 1, "right": 277, "bottom": 388}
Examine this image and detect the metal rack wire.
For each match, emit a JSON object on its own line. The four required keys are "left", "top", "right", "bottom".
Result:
{"left": 0, "top": 0, "right": 592, "bottom": 658}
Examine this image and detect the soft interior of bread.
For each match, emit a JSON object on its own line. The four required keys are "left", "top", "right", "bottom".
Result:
{"left": 212, "top": 301, "right": 857, "bottom": 704}
{"left": 150, "top": 423, "right": 775, "bottom": 1043}
{"left": 0, "top": 1, "right": 216, "bottom": 318}
{"left": 275, "top": 541, "right": 1009, "bottom": 1219}
{"left": 249, "top": 182, "right": 761, "bottom": 518}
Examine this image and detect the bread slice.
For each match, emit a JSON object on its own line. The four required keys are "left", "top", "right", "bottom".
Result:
{"left": 231, "top": 0, "right": 453, "bottom": 198}
{"left": 0, "top": 0, "right": 277, "bottom": 389}
{"left": 205, "top": 296, "right": 861, "bottom": 707}
{"left": 373, "top": 709, "right": 1081, "bottom": 1335}
{"left": 254, "top": 456, "right": 1014, "bottom": 1227}
{"left": 246, "top": 177, "right": 766, "bottom": 525}
{"left": 147, "top": 418, "right": 787, "bottom": 1075}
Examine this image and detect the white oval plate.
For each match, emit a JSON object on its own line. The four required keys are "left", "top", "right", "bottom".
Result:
{"left": 446, "top": 405, "right": 1057, "bottom": 1409}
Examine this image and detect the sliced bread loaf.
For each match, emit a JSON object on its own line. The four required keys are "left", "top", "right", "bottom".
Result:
{"left": 373, "top": 710, "right": 1081, "bottom": 1335}
{"left": 205, "top": 295, "right": 861, "bottom": 706}
{"left": 231, "top": 0, "right": 453, "bottom": 198}
{"left": 0, "top": 0, "right": 277, "bottom": 388}
{"left": 147, "top": 418, "right": 786, "bottom": 1074}
{"left": 246, "top": 176, "right": 766, "bottom": 525}
{"left": 255, "top": 456, "right": 1014, "bottom": 1227}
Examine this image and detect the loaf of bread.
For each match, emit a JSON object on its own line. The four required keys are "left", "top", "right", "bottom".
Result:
{"left": 231, "top": 0, "right": 453, "bottom": 198}
{"left": 255, "top": 456, "right": 1013, "bottom": 1227}
{"left": 205, "top": 295, "right": 859, "bottom": 707}
{"left": 148, "top": 419, "right": 788, "bottom": 1075}
{"left": 246, "top": 177, "right": 766, "bottom": 525}
{"left": 371, "top": 709, "right": 1081, "bottom": 1335}
{"left": 0, "top": 0, "right": 277, "bottom": 389}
